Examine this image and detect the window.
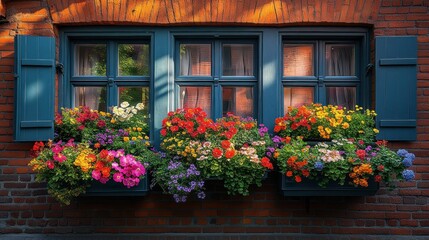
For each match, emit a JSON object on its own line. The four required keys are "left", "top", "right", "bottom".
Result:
{"left": 175, "top": 39, "right": 258, "bottom": 118}
{"left": 282, "top": 40, "right": 361, "bottom": 114}
{"left": 71, "top": 41, "right": 150, "bottom": 117}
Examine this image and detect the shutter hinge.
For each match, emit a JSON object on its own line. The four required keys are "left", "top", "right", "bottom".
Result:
{"left": 365, "top": 63, "right": 374, "bottom": 76}
{"left": 56, "top": 63, "right": 64, "bottom": 75}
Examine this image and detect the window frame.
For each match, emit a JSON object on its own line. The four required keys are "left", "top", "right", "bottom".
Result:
{"left": 174, "top": 36, "right": 260, "bottom": 119}
{"left": 280, "top": 29, "right": 369, "bottom": 113}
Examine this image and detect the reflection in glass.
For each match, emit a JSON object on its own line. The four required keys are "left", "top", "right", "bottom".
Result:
{"left": 284, "top": 87, "right": 314, "bottom": 114}
{"left": 326, "top": 44, "right": 355, "bottom": 76}
{"left": 180, "top": 86, "right": 212, "bottom": 116}
{"left": 180, "top": 44, "right": 211, "bottom": 76}
{"left": 118, "top": 44, "right": 150, "bottom": 76}
{"left": 74, "top": 44, "right": 107, "bottom": 76}
{"left": 74, "top": 86, "right": 107, "bottom": 112}
{"left": 222, "top": 44, "right": 254, "bottom": 76}
{"left": 326, "top": 87, "right": 356, "bottom": 110}
{"left": 283, "top": 44, "right": 314, "bottom": 76}
{"left": 118, "top": 87, "right": 150, "bottom": 115}
{"left": 222, "top": 87, "right": 253, "bottom": 117}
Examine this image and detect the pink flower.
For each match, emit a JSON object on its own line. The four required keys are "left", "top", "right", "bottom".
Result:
{"left": 115, "top": 149, "right": 125, "bottom": 158}
{"left": 111, "top": 162, "right": 120, "bottom": 171}
{"left": 46, "top": 160, "right": 54, "bottom": 169}
{"left": 51, "top": 144, "right": 63, "bottom": 154}
{"left": 65, "top": 139, "right": 75, "bottom": 147}
{"left": 99, "top": 177, "right": 109, "bottom": 184}
{"left": 113, "top": 172, "right": 123, "bottom": 182}
{"left": 53, "top": 153, "right": 67, "bottom": 163}
{"left": 92, "top": 170, "right": 101, "bottom": 180}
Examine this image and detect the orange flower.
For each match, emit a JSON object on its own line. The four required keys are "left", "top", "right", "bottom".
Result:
{"left": 286, "top": 171, "right": 293, "bottom": 177}
{"left": 295, "top": 175, "right": 302, "bottom": 183}
{"left": 221, "top": 140, "right": 231, "bottom": 149}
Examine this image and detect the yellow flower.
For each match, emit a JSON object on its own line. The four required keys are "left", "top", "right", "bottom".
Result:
{"left": 123, "top": 137, "right": 130, "bottom": 142}
{"left": 373, "top": 128, "right": 379, "bottom": 133}
{"left": 325, "top": 128, "right": 332, "bottom": 134}
{"left": 342, "top": 122, "right": 349, "bottom": 129}
{"left": 131, "top": 137, "right": 137, "bottom": 141}
{"left": 145, "top": 142, "right": 150, "bottom": 146}
{"left": 137, "top": 127, "right": 142, "bottom": 132}
{"left": 346, "top": 115, "right": 352, "bottom": 121}
{"left": 111, "top": 119, "right": 116, "bottom": 124}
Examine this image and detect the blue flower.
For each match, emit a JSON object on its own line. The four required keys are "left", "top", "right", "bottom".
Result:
{"left": 402, "top": 169, "right": 415, "bottom": 181}
{"left": 402, "top": 158, "right": 413, "bottom": 167}
{"left": 397, "top": 149, "right": 409, "bottom": 157}
{"left": 405, "top": 153, "right": 415, "bottom": 161}
{"left": 314, "top": 161, "right": 324, "bottom": 171}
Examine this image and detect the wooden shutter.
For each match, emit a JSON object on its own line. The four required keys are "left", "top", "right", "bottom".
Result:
{"left": 14, "top": 35, "right": 55, "bottom": 141}
{"left": 375, "top": 36, "right": 417, "bottom": 141}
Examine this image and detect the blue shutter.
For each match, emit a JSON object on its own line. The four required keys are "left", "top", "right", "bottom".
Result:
{"left": 375, "top": 36, "right": 417, "bottom": 141}
{"left": 14, "top": 35, "right": 55, "bottom": 141}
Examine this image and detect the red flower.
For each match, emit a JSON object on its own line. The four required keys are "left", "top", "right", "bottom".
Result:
{"left": 78, "top": 125, "right": 85, "bottom": 131}
{"left": 261, "top": 157, "right": 273, "bottom": 170}
{"left": 160, "top": 129, "right": 167, "bottom": 136}
{"left": 302, "top": 169, "right": 310, "bottom": 177}
{"left": 212, "top": 148, "right": 223, "bottom": 159}
{"left": 286, "top": 171, "right": 293, "bottom": 177}
{"left": 101, "top": 167, "right": 111, "bottom": 178}
{"left": 244, "top": 123, "right": 254, "bottom": 130}
{"left": 170, "top": 125, "right": 179, "bottom": 132}
{"left": 224, "top": 131, "right": 234, "bottom": 139}
{"left": 274, "top": 125, "right": 282, "bottom": 132}
{"left": 225, "top": 149, "right": 235, "bottom": 159}
{"left": 97, "top": 120, "right": 106, "bottom": 128}
{"left": 295, "top": 175, "right": 302, "bottom": 183}
{"left": 197, "top": 126, "right": 206, "bottom": 134}
{"left": 375, "top": 175, "right": 382, "bottom": 182}
{"left": 46, "top": 160, "right": 55, "bottom": 170}
{"left": 377, "top": 165, "right": 385, "bottom": 172}
{"left": 356, "top": 149, "right": 366, "bottom": 160}
{"left": 32, "top": 141, "right": 44, "bottom": 151}
{"left": 94, "top": 143, "right": 101, "bottom": 149}
{"left": 221, "top": 140, "right": 231, "bottom": 149}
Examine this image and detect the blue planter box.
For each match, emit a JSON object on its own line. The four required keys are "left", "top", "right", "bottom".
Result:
{"left": 280, "top": 175, "right": 379, "bottom": 197}
{"left": 85, "top": 177, "right": 149, "bottom": 196}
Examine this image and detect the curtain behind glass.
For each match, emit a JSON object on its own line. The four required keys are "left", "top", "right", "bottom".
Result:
{"left": 326, "top": 44, "right": 356, "bottom": 109}
{"left": 222, "top": 44, "right": 253, "bottom": 76}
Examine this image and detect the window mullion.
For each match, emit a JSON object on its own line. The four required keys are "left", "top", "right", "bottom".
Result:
{"left": 107, "top": 41, "right": 117, "bottom": 107}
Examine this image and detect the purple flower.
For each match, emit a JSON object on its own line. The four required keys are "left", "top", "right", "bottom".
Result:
{"left": 197, "top": 191, "right": 206, "bottom": 199}
{"left": 402, "top": 169, "right": 415, "bottom": 181}
{"left": 272, "top": 136, "right": 282, "bottom": 143}
{"left": 258, "top": 124, "right": 268, "bottom": 137}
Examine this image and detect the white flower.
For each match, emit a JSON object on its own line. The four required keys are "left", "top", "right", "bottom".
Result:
{"left": 135, "top": 103, "right": 144, "bottom": 110}
{"left": 120, "top": 101, "right": 130, "bottom": 108}
{"left": 131, "top": 108, "right": 138, "bottom": 114}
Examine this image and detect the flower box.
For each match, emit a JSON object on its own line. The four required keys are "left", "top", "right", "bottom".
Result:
{"left": 85, "top": 176, "right": 149, "bottom": 196}
{"left": 280, "top": 174, "right": 379, "bottom": 196}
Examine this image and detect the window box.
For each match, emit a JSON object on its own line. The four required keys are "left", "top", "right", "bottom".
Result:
{"left": 85, "top": 177, "right": 149, "bottom": 196}
{"left": 280, "top": 174, "right": 379, "bottom": 197}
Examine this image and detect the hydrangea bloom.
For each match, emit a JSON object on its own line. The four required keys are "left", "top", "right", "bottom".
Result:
{"left": 402, "top": 169, "right": 415, "bottom": 181}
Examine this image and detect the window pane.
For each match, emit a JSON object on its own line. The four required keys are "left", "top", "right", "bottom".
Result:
{"left": 283, "top": 44, "right": 314, "bottom": 76}
{"left": 284, "top": 87, "right": 314, "bottom": 114}
{"left": 222, "top": 87, "right": 253, "bottom": 117}
{"left": 118, "top": 44, "right": 150, "bottom": 76}
{"left": 74, "top": 86, "right": 107, "bottom": 112}
{"left": 180, "top": 44, "right": 211, "bottom": 76}
{"left": 179, "top": 86, "right": 212, "bottom": 116}
{"left": 222, "top": 44, "right": 254, "bottom": 76}
{"left": 118, "top": 87, "right": 150, "bottom": 115}
{"left": 326, "top": 44, "right": 355, "bottom": 76}
{"left": 74, "top": 44, "right": 107, "bottom": 76}
{"left": 326, "top": 87, "right": 356, "bottom": 110}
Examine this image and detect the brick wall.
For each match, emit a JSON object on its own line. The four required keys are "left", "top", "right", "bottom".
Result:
{"left": 0, "top": 0, "right": 429, "bottom": 239}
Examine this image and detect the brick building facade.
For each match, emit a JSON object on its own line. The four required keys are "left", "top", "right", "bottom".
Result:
{"left": 0, "top": 0, "right": 429, "bottom": 239}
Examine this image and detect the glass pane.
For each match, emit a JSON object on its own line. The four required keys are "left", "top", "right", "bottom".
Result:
{"left": 326, "top": 44, "right": 355, "bottom": 76}
{"left": 74, "top": 44, "right": 107, "bottom": 76}
{"left": 118, "top": 87, "right": 150, "bottom": 115}
{"left": 179, "top": 44, "right": 211, "bottom": 76}
{"left": 283, "top": 44, "right": 314, "bottom": 76}
{"left": 284, "top": 87, "right": 314, "bottom": 114}
{"left": 326, "top": 87, "right": 356, "bottom": 110}
{"left": 118, "top": 44, "right": 150, "bottom": 76}
{"left": 222, "top": 44, "right": 254, "bottom": 76}
{"left": 222, "top": 87, "right": 253, "bottom": 117}
{"left": 74, "top": 86, "right": 107, "bottom": 112}
{"left": 179, "top": 86, "right": 212, "bottom": 116}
